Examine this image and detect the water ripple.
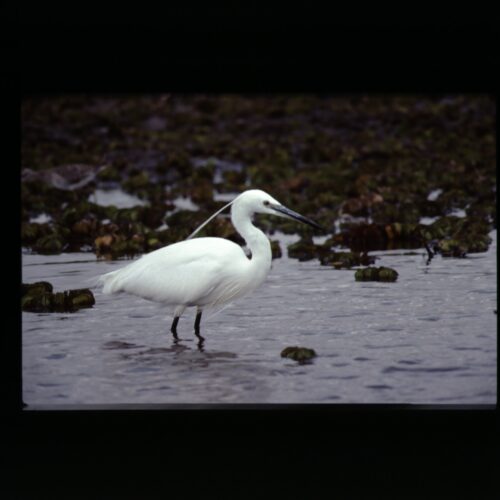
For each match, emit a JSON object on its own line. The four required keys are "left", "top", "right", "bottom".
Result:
{"left": 382, "top": 365, "right": 466, "bottom": 374}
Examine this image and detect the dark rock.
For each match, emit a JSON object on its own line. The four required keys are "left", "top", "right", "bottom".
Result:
{"left": 355, "top": 266, "right": 398, "bottom": 282}
{"left": 66, "top": 289, "right": 96, "bottom": 309}
{"left": 33, "top": 234, "right": 64, "bottom": 254}
{"left": 22, "top": 291, "right": 54, "bottom": 312}
{"left": 21, "top": 222, "right": 52, "bottom": 245}
{"left": 281, "top": 346, "right": 317, "bottom": 362}
{"left": 435, "top": 238, "right": 467, "bottom": 258}
{"left": 426, "top": 216, "right": 492, "bottom": 256}
{"left": 287, "top": 237, "right": 319, "bottom": 261}
{"left": 96, "top": 165, "right": 121, "bottom": 182}
{"left": 338, "top": 223, "right": 388, "bottom": 252}
{"left": 270, "top": 240, "right": 282, "bottom": 259}
{"left": 21, "top": 281, "right": 96, "bottom": 313}
{"left": 122, "top": 171, "right": 150, "bottom": 194}
{"left": 22, "top": 281, "right": 54, "bottom": 296}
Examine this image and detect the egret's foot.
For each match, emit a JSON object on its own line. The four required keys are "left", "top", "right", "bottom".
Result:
{"left": 170, "top": 327, "right": 180, "bottom": 341}
{"left": 197, "top": 340, "right": 205, "bottom": 352}
{"left": 423, "top": 241, "right": 434, "bottom": 266}
{"left": 195, "top": 334, "right": 205, "bottom": 352}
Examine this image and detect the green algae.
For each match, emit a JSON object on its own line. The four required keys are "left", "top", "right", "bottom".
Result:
{"left": 281, "top": 346, "right": 317, "bottom": 363}
{"left": 270, "top": 240, "right": 282, "bottom": 259}
{"left": 287, "top": 237, "right": 320, "bottom": 261}
{"left": 355, "top": 266, "right": 399, "bottom": 282}
{"left": 22, "top": 282, "right": 95, "bottom": 313}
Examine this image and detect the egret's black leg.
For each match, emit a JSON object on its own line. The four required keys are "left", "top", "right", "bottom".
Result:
{"left": 424, "top": 241, "right": 435, "bottom": 266}
{"left": 194, "top": 310, "right": 205, "bottom": 342}
{"left": 194, "top": 310, "right": 202, "bottom": 334}
{"left": 170, "top": 316, "right": 180, "bottom": 340}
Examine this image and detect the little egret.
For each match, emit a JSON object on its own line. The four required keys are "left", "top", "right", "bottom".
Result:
{"left": 99, "top": 189, "right": 322, "bottom": 341}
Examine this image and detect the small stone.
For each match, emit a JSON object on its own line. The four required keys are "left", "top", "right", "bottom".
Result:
{"left": 281, "top": 346, "right": 317, "bottom": 362}
{"left": 355, "top": 266, "right": 398, "bottom": 282}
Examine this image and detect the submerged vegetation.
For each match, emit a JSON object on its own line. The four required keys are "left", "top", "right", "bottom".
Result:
{"left": 22, "top": 94, "right": 496, "bottom": 276}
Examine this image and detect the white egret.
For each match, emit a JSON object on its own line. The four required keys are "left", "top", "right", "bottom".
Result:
{"left": 99, "top": 189, "right": 322, "bottom": 341}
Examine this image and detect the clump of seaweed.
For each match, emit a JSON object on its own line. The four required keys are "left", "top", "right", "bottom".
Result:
{"left": 281, "top": 346, "right": 317, "bottom": 363}
{"left": 422, "top": 216, "right": 492, "bottom": 257}
{"left": 287, "top": 237, "right": 321, "bottom": 261}
{"left": 354, "top": 266, "right": 399, "bottom": 282}
{"left": 22, "top": 282, "right": 95, "bottom": 312}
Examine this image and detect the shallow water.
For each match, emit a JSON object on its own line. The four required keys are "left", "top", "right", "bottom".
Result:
{"left": 22, "top": 232, "right": 497, "bottom": 406}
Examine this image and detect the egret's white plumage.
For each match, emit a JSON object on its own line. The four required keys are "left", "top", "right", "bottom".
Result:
{"left": 99, "top": 189, "right": 321, "bottom": 338}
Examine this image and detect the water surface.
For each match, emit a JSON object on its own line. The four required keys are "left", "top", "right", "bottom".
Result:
{"left": 22, "top": 232, "right": 497, "bottom": 406}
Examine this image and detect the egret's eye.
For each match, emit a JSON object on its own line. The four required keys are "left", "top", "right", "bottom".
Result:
{"left": 263, "top": 200, "right": 270, "bottom": 207}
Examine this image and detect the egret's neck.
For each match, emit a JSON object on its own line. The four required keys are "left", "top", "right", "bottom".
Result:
{"left": 231, "top": 205, "right": 272, "bottom": 267}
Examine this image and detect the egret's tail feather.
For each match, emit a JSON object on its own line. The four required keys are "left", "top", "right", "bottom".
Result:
{"left": 98, "top": 269, "right": 124, "bottom": 294}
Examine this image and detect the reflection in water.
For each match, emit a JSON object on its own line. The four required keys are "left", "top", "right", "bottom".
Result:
{"left": 116, "top": 338, "right": 238, "bottom": 366}
{"left": 103, "top": 341, "right": 144, "bottom": 350}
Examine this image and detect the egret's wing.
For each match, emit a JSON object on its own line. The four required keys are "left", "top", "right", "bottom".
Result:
{"left": 99, "top": 238, "right": 245, "bottom": 306}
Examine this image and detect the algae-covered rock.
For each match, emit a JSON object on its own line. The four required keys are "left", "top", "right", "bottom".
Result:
{"left": 21, "top": 222, "right": 52, "bottom": 245}
{"left": 287, "top": 237, "right": 319, "bottom": 261}
{"left": 22, "top": 281, "right": 53, "bottom": 296}
{"left": 281, "top": 346, "right": 317, "bottom": 362}
{"left": 378, "top": 267, "right": 399, "bottom": 281}
{"left": 66, "top": 289, "right": 96, "bottom": 309}
{"left": 336, "top": 222, "right": 425, "bottom": 253}
{"left": 270, "top": 240, "right": 282, "bottom": 259}
{"left": 21, "top": 95, "right": 495, "bottom": 266}
{"left": 435, "top": 239, "right": 467, "bottom": 258}
{"left": 354, "top": 266, "right": 398, "bottom": 282}
{"left": 22, "top": 291, "right": 54, "bottom": 312}
{"left": 122, "top": 171, "right": 150, "bottom": 193}
{"left": 22, "top": 281, "right": 96, "bottom": 313}
{"left": 427, "top": 216, "right": 492, "bottom": 256}
{"left": 337, "top": 223, "right": 388, "bottom": 252}
{"left": 96, "top": 165, "right": 121, "bottom": 182}
{"left": 33, "top": 233, "right": 64, "bottom": 254}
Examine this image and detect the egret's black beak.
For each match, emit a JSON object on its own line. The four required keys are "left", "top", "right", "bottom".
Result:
{"left": 270, "top": 203, "right": 324, "bottom": 231}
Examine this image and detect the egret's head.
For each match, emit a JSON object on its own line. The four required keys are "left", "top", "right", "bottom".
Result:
{"left": 237, "top": 189, "right": 323, "bottom": 230}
